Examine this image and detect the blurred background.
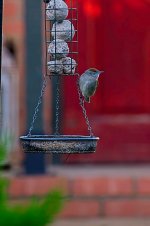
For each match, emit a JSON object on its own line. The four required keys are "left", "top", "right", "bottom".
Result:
{"left": 1, "top": 0, "right": 150, "bottom": 225}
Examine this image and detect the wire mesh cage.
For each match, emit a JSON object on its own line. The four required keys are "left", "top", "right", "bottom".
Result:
{"left": 20, "top": 0, "right": 100, "bottom": 154}
{"left": 45, "top": 0, "right": 78, "bottom": 76}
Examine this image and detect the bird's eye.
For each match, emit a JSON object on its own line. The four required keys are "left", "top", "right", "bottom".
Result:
{"left": 91, "top": 68, "right": 97, "bottom": 72}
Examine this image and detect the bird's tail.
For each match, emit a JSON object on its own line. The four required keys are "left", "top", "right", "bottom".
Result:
{"left": 85, "top": 96, "right": 90, "bottom": 103}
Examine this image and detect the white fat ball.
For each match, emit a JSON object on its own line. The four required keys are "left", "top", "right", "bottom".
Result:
{"left": 47, "top": 60, "right": 63, "bottom": 74}
{"left": 46, "top": 0, "right": 68, "bottom": 21}
{"left": 52, "top": 20, "right": 75, "bottom": 41}
{"left": 48, "top": 39, "right": 69, "bottom": 59}
{"left": 62, "top": 57, "right": 77, "bottom": 74}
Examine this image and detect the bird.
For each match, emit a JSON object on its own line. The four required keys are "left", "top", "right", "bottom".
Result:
{"left": 79, "top": 68, "right": 104, "bottom": 103}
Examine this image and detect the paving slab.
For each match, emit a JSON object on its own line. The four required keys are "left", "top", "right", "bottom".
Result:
{"left": 52, "top": 218, "right": 150, "bottom": 226}
{"left": 49, "top": 165, "right": 150, "bottom": 178}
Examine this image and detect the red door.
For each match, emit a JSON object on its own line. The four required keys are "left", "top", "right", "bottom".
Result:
{"left": 62, "top": 0, "right": 150, "bottom": 163}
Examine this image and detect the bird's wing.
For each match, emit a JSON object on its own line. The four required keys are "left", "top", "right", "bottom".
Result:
{"left": 79, "top": 75, "right": 97, "bottom": 97}
{"left": 79, "top": 75, "right": 85, "bottom": 86}
{"left": 86, "top": 79, "right": 97, "bottom": 96}
{"left": 79, "top": 74, "right": 86, "bottom": 93}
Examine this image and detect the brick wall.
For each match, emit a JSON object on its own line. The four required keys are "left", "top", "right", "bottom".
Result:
{"left": 3, "top": 0, "right": 25, "bottom": 135}
{"left": 8, "top": 173, "right": 150, "bottom": 218}
{"left": 3, "top": 0, "right": 52, "bottom": 137}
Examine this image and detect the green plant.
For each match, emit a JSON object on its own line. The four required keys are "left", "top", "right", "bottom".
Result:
{"left": 0, "top": 140, "right": 63, "bottom": 226}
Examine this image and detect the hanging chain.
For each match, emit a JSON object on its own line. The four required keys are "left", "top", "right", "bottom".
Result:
{"left": 55, "top": 76, "right": 60, "bottom": 135}
{"left": 77, "top": 77, "right": 94, "bottom": 137}
{"left": 27, "top": 77, "right": 48, "bottom": 137}
{"left": 65, "top": 77, "right": 94, "bottom": 162}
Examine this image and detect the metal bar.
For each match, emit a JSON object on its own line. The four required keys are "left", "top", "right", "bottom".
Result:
{"left": 44, "top": 2, "right": 48, "bottom": 76}
{"left": 46, "top": 29, "right": 78, "bottom": 32}
{"left": 25, "top": 0, "right": 43, "bottom": 133}
{"left": 24, "top": 0, "right": 45, "bottom": 175}
{"left": 45, "top": 8, "right": 77, "bottom": 10}
{"left": 71, "top": 0, "right": 73, "bottom": 74}
{"left": 46, "top": 18, "right": 78, "bottom": 21}
{"left": 46, "top": 40, "right": 78, "bottom": 43}
{"left": 48, "top": 51, "right": 78, "bottom": 54}
{"left": 47, "top": 73, "right": 79, "bottom": 77}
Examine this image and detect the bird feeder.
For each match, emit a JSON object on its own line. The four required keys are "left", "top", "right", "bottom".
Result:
{"left": 20, "top": 0, "right": 99, "bottom": 154}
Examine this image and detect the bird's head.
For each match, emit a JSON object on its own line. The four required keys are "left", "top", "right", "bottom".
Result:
{"left": 85, "top": 68, "right": 104, "bottom": 79}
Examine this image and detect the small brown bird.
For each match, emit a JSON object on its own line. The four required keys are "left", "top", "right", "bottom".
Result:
{"left": 79, "top": 68, "right": 104, "bottom": 103}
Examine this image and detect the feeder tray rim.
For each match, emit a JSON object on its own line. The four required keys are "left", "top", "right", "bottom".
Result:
{"left": 20, "top": 135, "right": 100, "bottom": 141}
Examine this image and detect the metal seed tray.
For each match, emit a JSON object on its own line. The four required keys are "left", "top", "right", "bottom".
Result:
{"left": 20, "top": 135, "right": 99, "bottom": 153}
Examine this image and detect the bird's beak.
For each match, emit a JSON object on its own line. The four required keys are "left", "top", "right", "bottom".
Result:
{"left": 100, "top": 70, "right": 104, "bottom": 74}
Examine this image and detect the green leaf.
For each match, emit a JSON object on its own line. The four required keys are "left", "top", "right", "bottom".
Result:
{"left": 0, "top": 139, "right": 64, "bottom": 225}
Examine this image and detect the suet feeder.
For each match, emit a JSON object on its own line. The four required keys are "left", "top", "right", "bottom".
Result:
{"left": 20, "top": 0, "right": 99, "bottom": 154}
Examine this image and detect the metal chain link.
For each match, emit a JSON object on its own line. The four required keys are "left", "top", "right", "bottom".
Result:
{"left": 55, "top": 76, "right": 60, "bottom": 135}
{"left": 77, "top": 77, "right": 94, "bottom": 137}
{"left": 27, "top": 77, "right": 48, "bottom": 137}
{"left": 65, "top": 77, "right": 94, "bottom": 162}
